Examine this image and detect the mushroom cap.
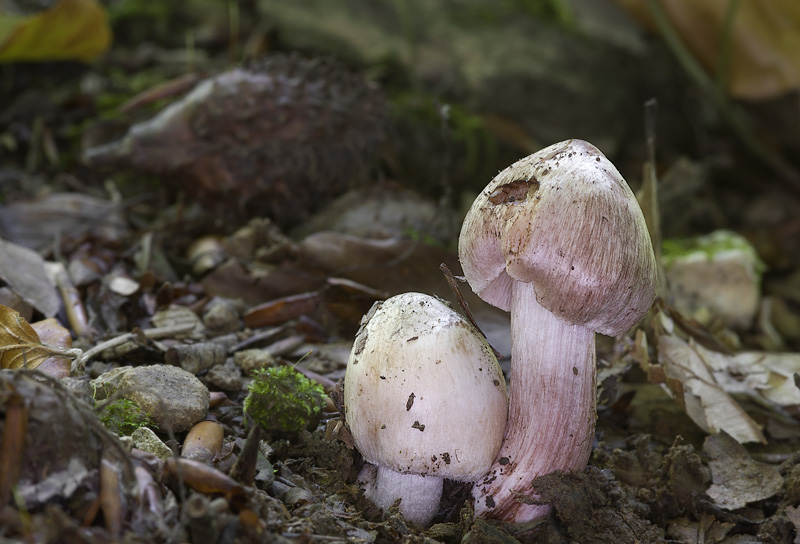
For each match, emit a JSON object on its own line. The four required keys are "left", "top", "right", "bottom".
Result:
{"left": 458, "top": 139, "right": 657, "bottom": 336}
{"left": 344, "top": 292, "right": 508, "bottom": 481}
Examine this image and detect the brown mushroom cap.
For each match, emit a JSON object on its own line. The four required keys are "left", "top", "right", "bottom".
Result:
{"left": 459, "top": 139, "right": 657, "bottom": 336}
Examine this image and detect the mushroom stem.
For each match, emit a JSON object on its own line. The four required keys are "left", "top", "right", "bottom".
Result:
{"left": 472, "top": 280, "right": 596, "bottom": 522}
{"left": 364, "top": 465, "right": 444, "bottom": 526}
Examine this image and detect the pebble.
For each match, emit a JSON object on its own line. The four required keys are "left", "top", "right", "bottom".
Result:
{"left": 234, "top": 349, "right": 277, "bottom": 375}
{"left": 204, "top": 359, "right": 243, "bottom": 392}
{"left": 131, "top": 427, "right": 173, "bottom": 460}
{"left": 117, "top": 365, "right": 210, "bottom": 433}
{"left": 165, "top": 342, "right": 227, "bottom": 374}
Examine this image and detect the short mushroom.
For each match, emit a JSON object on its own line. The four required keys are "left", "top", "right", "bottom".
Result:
{"left": 344, "top": 292, "right": 508, "bottom": 526}
{"left": 458, "top": 139, "right": 657, "bottom": 522}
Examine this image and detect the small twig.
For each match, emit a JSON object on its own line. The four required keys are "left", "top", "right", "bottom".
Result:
{"left": 640, "top": 99, "right": 668, "bottom": 300}
{"left": 73, "top": 323, "right": 197, "bottom": 374}
{"left": 284, "top": 359, "right": 337, "bottom": 392}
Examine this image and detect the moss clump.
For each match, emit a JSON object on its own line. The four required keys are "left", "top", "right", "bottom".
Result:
{"left": 662, "top": 229, "right": 765, "bottom": 276}
{"left": 98, "top": 399, "right": 156, "bottom": 436}
{"left": 244, "top": 366, "right": 326, "bottom": 435}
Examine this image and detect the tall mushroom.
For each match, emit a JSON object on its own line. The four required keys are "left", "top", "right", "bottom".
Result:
{"left": 344, "top": 292, "right": 508, "bottom": 526}
{"left": 458, "top": 139, "right": 657, "bottom": 522}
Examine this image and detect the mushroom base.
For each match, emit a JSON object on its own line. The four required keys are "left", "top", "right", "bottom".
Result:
{"left": 359, "top": 464, "right": 444, "bottom": 526}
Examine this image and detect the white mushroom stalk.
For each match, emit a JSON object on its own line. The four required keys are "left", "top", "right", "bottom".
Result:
{"left": 459, "top": 139, "right": 657, "bottom": 522}
{"left": 344, "top": 292, "right": 508, "bottom": 526}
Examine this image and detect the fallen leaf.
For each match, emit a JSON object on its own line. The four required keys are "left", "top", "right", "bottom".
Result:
{"left": 0, "top": 304, "right": 48, "bottom": 369}
{"left": 616, "top": 0, "right": 800, "bottom": 99}
{"left": 695, "top": 343, "right": 800, "bottom": 409}
{"left": 0, "top": 0, "right": 111, "bottom": 63}
{"left": 163, "top": 457, "right": 245, "bottom": 497}
{"left": 654, "top": 311, "right": 766, "bottom": 444}
{"left": 704, "top": 432, "right": 782, "bottom": 510}
{"left": 30, "top": 318, "right": 73, "bottom": 378}
{"left": 666, "top": 514, "right": 734, "bottom": 544}
{"left": 0, "top": 305, "right": 70, "bottom": 370}
{"left": 0, "top": 238, "right": 60, "bottom": 317}
{"left": 0, "top": 192, "right": 128, "bottom": 252}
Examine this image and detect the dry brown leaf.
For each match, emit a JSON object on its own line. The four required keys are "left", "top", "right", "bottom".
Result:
{"left": 0, "top": 304, "right": 72, "bottom": 370}
{"left": 666, "top": 514, "right": 734, "bottom": 543}
{"left": 692, "top": 342, "right": 800, "bottom": 409}
{"left": 654, "top": 311, "right": 766, "bottom": 444}
{"left": 704, "top": 432, "right": 782, "bottom": 509}
{"left": 243, "top": 292, "right": 324, "bottom": 329}
{"left": 29, "top": 318, "right": 73, "bottom": 378}
{"left": 616, "top": 0, "right": 800, "bottom": 99}
{"left": 163, "top": 457, "right": 245, "bottom": 497}
{"left": 0, "top": 193, "right": 128, "bottom": 252}
{"left": 0, "top": 238, "right": 59, "bottom": 317}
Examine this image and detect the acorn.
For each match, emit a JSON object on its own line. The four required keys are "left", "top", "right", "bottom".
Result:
{"left": 83, "top": 54, "right": 387, "bottom": 227}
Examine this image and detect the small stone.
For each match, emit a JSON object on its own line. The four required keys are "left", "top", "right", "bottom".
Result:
{"left": 90, "top": 366, "right": 135, "bottom": 400}
{"left": 204, "top": 359, "right": 243, "bottom": 392}
{"left": 234, "top": 349, "right": 277, "bottom": 375}
{"left": 88, "top": 360, "right": 121, "bottom": 380}
{"left": 210, "top": 332, "right": 242, "bottom": 352}
{"left": 60, "top": 377, "right": 94, "bottom": 405}
{"left": 117, "top": 365, "right": 210, "bottom": 433}
{"left": 663, "top": 230, "right": 763, "bottom": 329}
{"left": 203, "top": 298, "right": 242, "bottom": 334}
{"left": 131, "top": 427, "right": 173, "bottom": 460}
{"left": 151, "top": 305, "right": 204, "bottom": 338}
{"left": 165, "top": 342, "right": 227, "bottom": 374}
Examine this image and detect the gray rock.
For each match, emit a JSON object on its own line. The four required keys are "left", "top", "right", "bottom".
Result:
{"left": 131, "top": 427, "right": 173, "bottom": 460}
{"left": 234, "top": 349, "right": 277, "bottom": 375}
{"left": 165, "top": 342, "right": 227, "bottom": 374}
{"left": 117, "top": 365, "right": 210, "bottom": 433}
{"left": 90, "top": 365, "right": 134, "bottom": 400}
{"left": 205, "top": 359, "right": 244, "bottom": 392}
{"left": 60, "top": 376, "right": 94, "bottom": 405}
{"left": 203, "top": 298, "right": 242, "bottom": 334}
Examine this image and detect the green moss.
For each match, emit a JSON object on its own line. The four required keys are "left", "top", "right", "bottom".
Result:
{"left": 662, "top": 229, "right": 765, "bottom": 275}
{"left": 93, "top": 67, "right": 175, "bottom": 119}
{"left": 98, "top": 399, "right": 156, "bottom": 436}
{"left": 244, "top": 366, "right": 327, "bottom": 435}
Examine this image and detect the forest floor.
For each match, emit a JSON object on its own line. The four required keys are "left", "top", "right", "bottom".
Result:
{"left": 1, "top": 1, "right": 800, "bottom": 543}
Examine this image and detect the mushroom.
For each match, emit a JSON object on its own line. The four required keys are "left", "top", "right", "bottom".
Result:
{"left": 458, "top": 139, "right": 657, "bottom": 522}
{"left": 344, "top": 292, "right": 508, "bottom": 526}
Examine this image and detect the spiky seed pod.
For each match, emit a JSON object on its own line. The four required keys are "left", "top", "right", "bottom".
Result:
{"left": 84, "top": 54, "right": 387, "bottom": 227}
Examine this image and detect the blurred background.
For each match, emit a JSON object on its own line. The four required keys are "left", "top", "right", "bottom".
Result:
{"left": 0, "top": 0, "right": 799, "bottom": 348}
